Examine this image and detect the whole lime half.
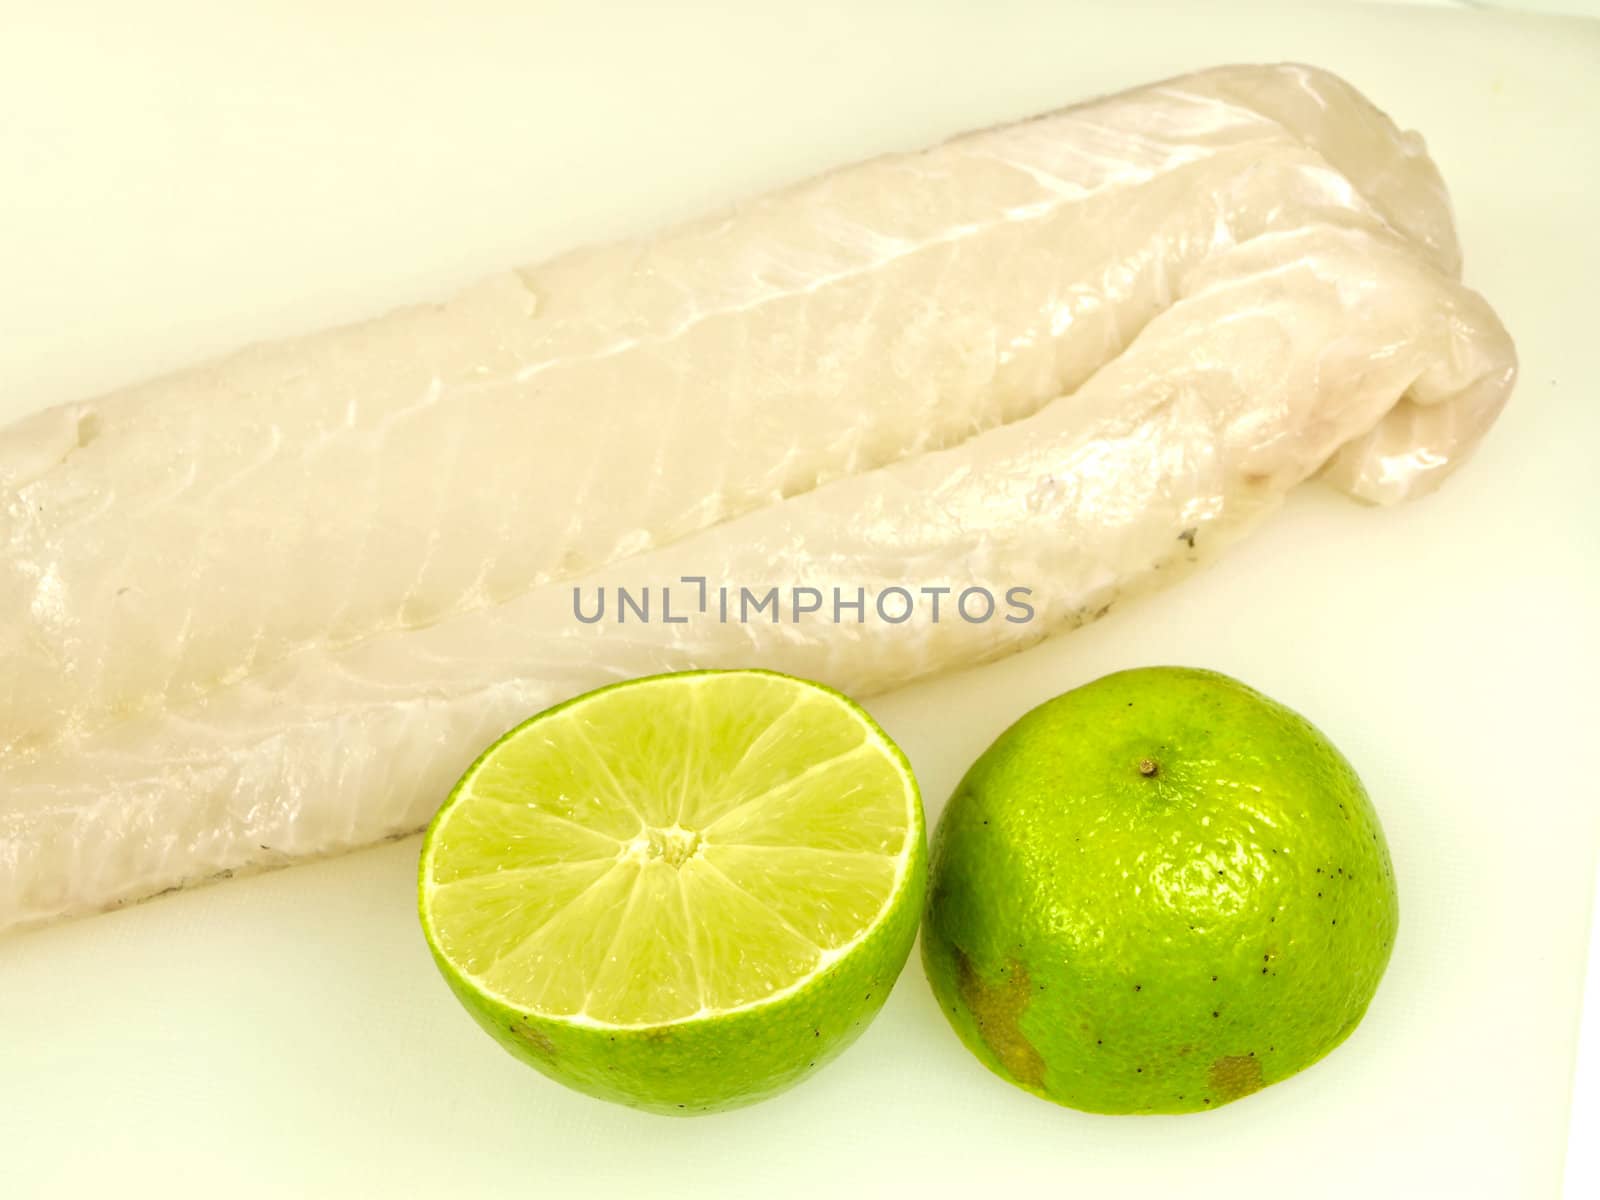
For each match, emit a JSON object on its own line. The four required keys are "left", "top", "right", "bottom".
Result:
{"left": 420, "top": 669, "right": 925, "bottom": 1115}
{"left": 922, "top": 666, "right": 1398, "bottom": 1114}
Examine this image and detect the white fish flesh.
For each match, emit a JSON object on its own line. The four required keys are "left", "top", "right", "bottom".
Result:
{"left": 0, "top": 64, "right": 1516, "bottom": 931}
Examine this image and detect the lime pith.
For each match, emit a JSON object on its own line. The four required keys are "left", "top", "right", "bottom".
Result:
{"left": 419, "top": 669, "right": 926, "bottom": 1114}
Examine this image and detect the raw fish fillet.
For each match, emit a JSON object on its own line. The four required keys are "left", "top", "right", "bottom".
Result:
{"left": 0, "top": 64, "right": 1515, "bottom": 931}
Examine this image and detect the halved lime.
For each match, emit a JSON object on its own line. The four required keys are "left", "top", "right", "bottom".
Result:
{"left": 922, "top": 667, "right": 1399, "bottom": 1114}
{"left": 418, "top": 669, "right": 926, "bottom": 1114}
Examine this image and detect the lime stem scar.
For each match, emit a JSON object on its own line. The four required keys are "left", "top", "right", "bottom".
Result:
{"left": 1138, "top": 758, "right": 1159, "bottom": 777}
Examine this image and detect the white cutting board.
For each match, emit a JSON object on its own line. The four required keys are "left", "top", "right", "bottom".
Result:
{"left": 1, "top": 3, "right": 1596, "bottom": 1197}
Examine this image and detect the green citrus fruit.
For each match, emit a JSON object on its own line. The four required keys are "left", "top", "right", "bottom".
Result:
{"left": 419, "top": 669, "right": 926, "bottom": 1115}
{"left": 922, "top": 666, "right": 1398, "bottom": 1114}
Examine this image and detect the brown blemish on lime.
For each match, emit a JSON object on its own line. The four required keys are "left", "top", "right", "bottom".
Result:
{"left": 509, "top": 1021, "right": 557, "bottom": 1059}
{"left": 1138, "top": 758, "right": 1159, "bottom": 777}
{"left": 1208, "top": 1054, "right": 1264, "bottom": 1101}
{"left": 955, "top": 950, "right": 1047, "bottom": 1090}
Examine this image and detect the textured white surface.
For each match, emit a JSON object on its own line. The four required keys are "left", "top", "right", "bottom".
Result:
{"left": 1379, "top": 0, "right": 1600, "bottom": 15}
{"left": 1571, "top": 872, "right": 1600, "bottom": 1198}
{"left": 0, "top": 2, "right": 1595, "bottom": 1198}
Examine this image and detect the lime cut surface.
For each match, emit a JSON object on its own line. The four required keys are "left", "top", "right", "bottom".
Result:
{"left": 420, "top": 669, "right": 925, "bottom": 1114}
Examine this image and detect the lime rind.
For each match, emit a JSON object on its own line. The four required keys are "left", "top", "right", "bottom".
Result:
{"left": 921, "top": 666, "right": 1398, "bottom": 1115}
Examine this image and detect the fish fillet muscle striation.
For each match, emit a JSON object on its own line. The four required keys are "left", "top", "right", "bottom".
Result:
{"left": 0, "top": 65, "right": 1516, "bottom": 930}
